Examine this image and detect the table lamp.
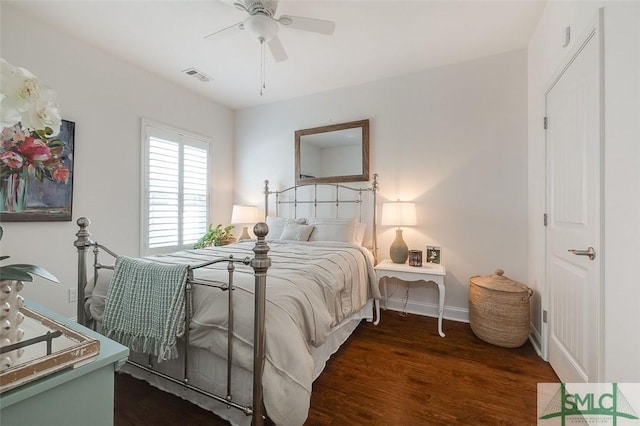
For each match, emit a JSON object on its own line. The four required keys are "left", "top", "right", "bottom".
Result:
{"left": 381, "top": 201, "right": 417, "bottom": 263}
{"left": 231, "top": 205, "right": 260, "bottom": 240}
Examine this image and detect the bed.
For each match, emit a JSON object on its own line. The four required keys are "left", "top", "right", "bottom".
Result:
{"left": 74, "top": 176, "right": 380, "bottom": 426}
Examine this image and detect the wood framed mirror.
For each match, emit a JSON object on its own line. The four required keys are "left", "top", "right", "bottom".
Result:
{"left": 295, "top": 119, "right": 370, "bottom": 185}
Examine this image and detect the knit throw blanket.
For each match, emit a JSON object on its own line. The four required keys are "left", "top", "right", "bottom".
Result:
{"left": 103, "top": 256, "right": 189, "bottom": 362}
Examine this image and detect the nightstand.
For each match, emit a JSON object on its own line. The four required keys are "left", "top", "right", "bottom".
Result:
{"left": 375, "top": 259, "right": 447, "bottom": 337}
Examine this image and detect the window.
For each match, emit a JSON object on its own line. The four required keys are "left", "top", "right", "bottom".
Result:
{"left": 141, "top": 120, "right": 210, "bottom": 255}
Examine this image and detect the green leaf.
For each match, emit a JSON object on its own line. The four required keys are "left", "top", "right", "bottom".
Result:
{"left": 0, "top": 266, "right": 35, "bottom": 282}
{"left": 47, "top": 140, "right": 65, "bottom": 148}
{"left": 0, "top": 264, "right": 59, "bottom": 283}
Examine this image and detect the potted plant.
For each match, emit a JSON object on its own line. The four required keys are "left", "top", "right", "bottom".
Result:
{"left": 0, "top": 225, "right": 58, "bottom": 371}
{"left": 193, "top": 224, "right": 236, "bottom": 249}
{"left": 0, "top": 226, "right": 58, "bottom": 283}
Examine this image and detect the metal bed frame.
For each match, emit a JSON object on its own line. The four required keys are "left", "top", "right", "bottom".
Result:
{"left": 73, "top": 175, "right": 379, "bottom": 426}
{"left": 264, "top": 173, "right": 379, "bottom": 262}
{"left": 74, "top": 218, "right": 271, "bottom": 425}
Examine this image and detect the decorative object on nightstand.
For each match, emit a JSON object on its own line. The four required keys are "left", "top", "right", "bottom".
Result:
{"left": 0, "top": 225, "right": 59, "bottom": 372}
{"left": 381, "top": 201, "right": 416, "bottom": 264}
{"left": 408, "top": 250, "right": 422, "bottom": 267}
{"left": 231, "top": 204, "right": 260, "bottom": 240}
{"left": 426, "top": 245, "right": 441, "bottom": 264}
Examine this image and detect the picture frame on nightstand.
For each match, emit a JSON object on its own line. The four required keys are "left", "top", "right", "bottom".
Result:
{"left": 426, "top": 245, "right": 441, "bottom": 264}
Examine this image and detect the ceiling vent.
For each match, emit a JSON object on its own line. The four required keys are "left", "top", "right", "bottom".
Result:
{"left": 182, "top": 68, "right": 212, "bottom": 83}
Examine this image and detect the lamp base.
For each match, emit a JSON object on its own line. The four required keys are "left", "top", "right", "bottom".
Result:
{"left": 389, "top": 229, "right": 409, "bottom": 264}
{"left": 239, "top": 226, "right": 251, "bottom": 240}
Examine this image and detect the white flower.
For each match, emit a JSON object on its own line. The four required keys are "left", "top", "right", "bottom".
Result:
{"left": 0, "top": 58, "right": 61, "bottom": 135}
{"left": 21, "top": 97, "right": 62, "bottom": 136}
{"left": 1, "top": 59, "right": 41, "bottom": 114}
{"left": 0, "top": 94, "right": 23, "bottom": 128}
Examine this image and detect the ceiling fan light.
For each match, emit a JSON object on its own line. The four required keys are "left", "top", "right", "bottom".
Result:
{"left": 244, "top": 15, "right": 279, "bottom": 41}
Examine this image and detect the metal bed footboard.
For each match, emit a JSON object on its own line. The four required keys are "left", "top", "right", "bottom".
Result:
{"left": 74, "top": 217, "right": 271, "bottom": 425}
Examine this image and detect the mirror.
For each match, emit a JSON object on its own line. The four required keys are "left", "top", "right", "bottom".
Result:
{"left": 295, "top": 119, "right": 369, "bottom": 185}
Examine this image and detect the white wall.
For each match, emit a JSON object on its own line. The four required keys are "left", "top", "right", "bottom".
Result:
{"left": 528, "top": 1, "right": 640, "bottom": 381}
{"left": 0, "top": 4, "right": 235, "bottom": 318}
{"left": 235, "top": 50, "right": 529, "bottom": 322}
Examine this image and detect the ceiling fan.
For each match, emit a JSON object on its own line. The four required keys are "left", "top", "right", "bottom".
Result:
{"left": 205, "top": 0, "right": 336, "bottom": 63}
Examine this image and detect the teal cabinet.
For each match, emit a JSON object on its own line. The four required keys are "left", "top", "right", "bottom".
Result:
{"left": 0, "top": 301, "right": 129, "bottom": 426}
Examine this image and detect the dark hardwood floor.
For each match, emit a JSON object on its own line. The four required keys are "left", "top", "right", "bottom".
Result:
{"left": 114, "top": 310, "right": 558, "bottom": 425}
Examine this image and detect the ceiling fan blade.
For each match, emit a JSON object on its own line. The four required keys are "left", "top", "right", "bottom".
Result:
{"left": 217, "top": 0, "right": 249, "bottom": 12}
{"left": 278, "top": 15, "right": 335, "bottom": 35}
{"left": 267, "top": 36, "right": 288, "bottom": 62}
{"left": 204, "top": 21, "right": 244, "bottom": 40}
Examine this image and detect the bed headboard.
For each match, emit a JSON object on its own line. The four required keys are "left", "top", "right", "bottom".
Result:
{"left": 264, "top": 174, "right": 379, "bottom": 262}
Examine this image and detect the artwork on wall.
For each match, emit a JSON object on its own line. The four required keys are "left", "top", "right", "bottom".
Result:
{"left": 0, "top": 120, "right": 75, "bottom": 222}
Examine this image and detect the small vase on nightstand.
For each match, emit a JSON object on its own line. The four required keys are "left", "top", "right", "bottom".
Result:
{"left": 0, "top": 225, "right": 59, "bottom": 371}
{"left": 389, "top": 229, "right": 409, "bottom": 264}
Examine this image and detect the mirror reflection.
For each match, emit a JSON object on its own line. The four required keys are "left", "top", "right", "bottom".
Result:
{"left": 295, "top": 119, "right": 369, "bottom": 184}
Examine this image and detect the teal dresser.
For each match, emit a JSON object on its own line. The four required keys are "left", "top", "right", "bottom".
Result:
{"left": 0, "top": 301, "right": 129, "bottom": 426}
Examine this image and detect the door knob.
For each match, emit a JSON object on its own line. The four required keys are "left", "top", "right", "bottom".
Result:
{"left": 568, "top": 247, "right": 596, "bottom": 260}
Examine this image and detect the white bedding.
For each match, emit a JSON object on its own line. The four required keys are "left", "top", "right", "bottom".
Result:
{"left": 86, "top": 240, "right": 379, "bottom": 426}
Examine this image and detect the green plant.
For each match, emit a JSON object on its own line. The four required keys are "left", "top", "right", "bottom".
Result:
{"left": 0, "top": 226, "right": 59, "bottom": 283}
{"left": 194, "top": 224, "right": 235, "bottom": 249}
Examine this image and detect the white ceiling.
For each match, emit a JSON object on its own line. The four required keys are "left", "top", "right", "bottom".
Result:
{"left": 9, "top": 0, "right": 546, "bottom": 110}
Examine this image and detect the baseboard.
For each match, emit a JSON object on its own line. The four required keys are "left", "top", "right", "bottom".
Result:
{"left": 386, "top": 299, "right": 546, "bottom": 355}
{"left": 384, "top": 297, "right": 469, "bottom": 323}
{"left": 529, "top": 322, "right": 543, "bottom": 357}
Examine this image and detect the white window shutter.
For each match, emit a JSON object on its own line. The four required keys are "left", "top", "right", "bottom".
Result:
{"left": 142, "top": 121, "right": 210, "bottom": 255}
{"left": 148, "top": 138, "right": 180, "bottom": 248}
{"left": 182, "top": 145, "right": 208, "bottom": 245}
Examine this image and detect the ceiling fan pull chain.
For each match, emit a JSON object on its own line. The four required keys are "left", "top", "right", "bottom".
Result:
{"left": 260, "top": 37, "right": 265, "bottom": 96}
{"left": 263, "top": 43, "right": 267, "bottom": 91}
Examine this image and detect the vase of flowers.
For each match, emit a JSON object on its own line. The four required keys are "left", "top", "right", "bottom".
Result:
{"left": 1, "top": 172, "right": 28, "bottom": 212}
{"left": 0, "top": 58, "right": 64, "bottom": 213}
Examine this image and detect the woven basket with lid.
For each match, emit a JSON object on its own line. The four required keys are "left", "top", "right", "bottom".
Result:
{"left": 469, "top": 269, "right": 532, "bottom": 348}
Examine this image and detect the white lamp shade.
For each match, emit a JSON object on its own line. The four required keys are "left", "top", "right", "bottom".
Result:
{"left": 381, "top": 202, "right": 417, "bottom": 227}
{"left": 231, "top": 205, "right": 260, "bottom": 225}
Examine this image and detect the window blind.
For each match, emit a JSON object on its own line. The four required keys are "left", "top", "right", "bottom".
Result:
{"left": 142, "top": 121, "right": 209, "bottom": 254}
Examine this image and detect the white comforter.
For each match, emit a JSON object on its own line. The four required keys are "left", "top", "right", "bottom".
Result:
{"left": 87, "top": 240, "right": 378, "bottom": 425}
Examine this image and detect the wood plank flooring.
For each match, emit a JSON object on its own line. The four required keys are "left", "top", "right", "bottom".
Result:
{"left": 114, "top": 311, "right": 558, "bottom": 425}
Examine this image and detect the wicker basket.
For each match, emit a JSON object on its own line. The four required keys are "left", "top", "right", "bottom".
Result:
{"left": 469, "top": 269, "right": 532, "bottom": 348}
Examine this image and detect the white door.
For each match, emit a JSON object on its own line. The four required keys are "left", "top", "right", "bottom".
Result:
{"left": 545, "top": 16, "right": 603, "bottom": 383}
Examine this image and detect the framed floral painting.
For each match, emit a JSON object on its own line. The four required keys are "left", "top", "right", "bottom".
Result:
{"left": 0, "top": 120, "right": 75, "bottom": 222}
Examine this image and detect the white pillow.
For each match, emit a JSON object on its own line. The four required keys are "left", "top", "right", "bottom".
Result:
{"left": 279, "top": 224, "right": 315, "bottom": 241}
{"left": 265, "top": 216, "right": 307, "bottom": 240}
{"left": 307, "top": 217, "right": 358, "bottom": 244}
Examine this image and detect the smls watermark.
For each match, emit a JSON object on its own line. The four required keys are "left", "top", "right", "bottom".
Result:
{"left": 538, "top": 383, "right": 640, "bottom": 425}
